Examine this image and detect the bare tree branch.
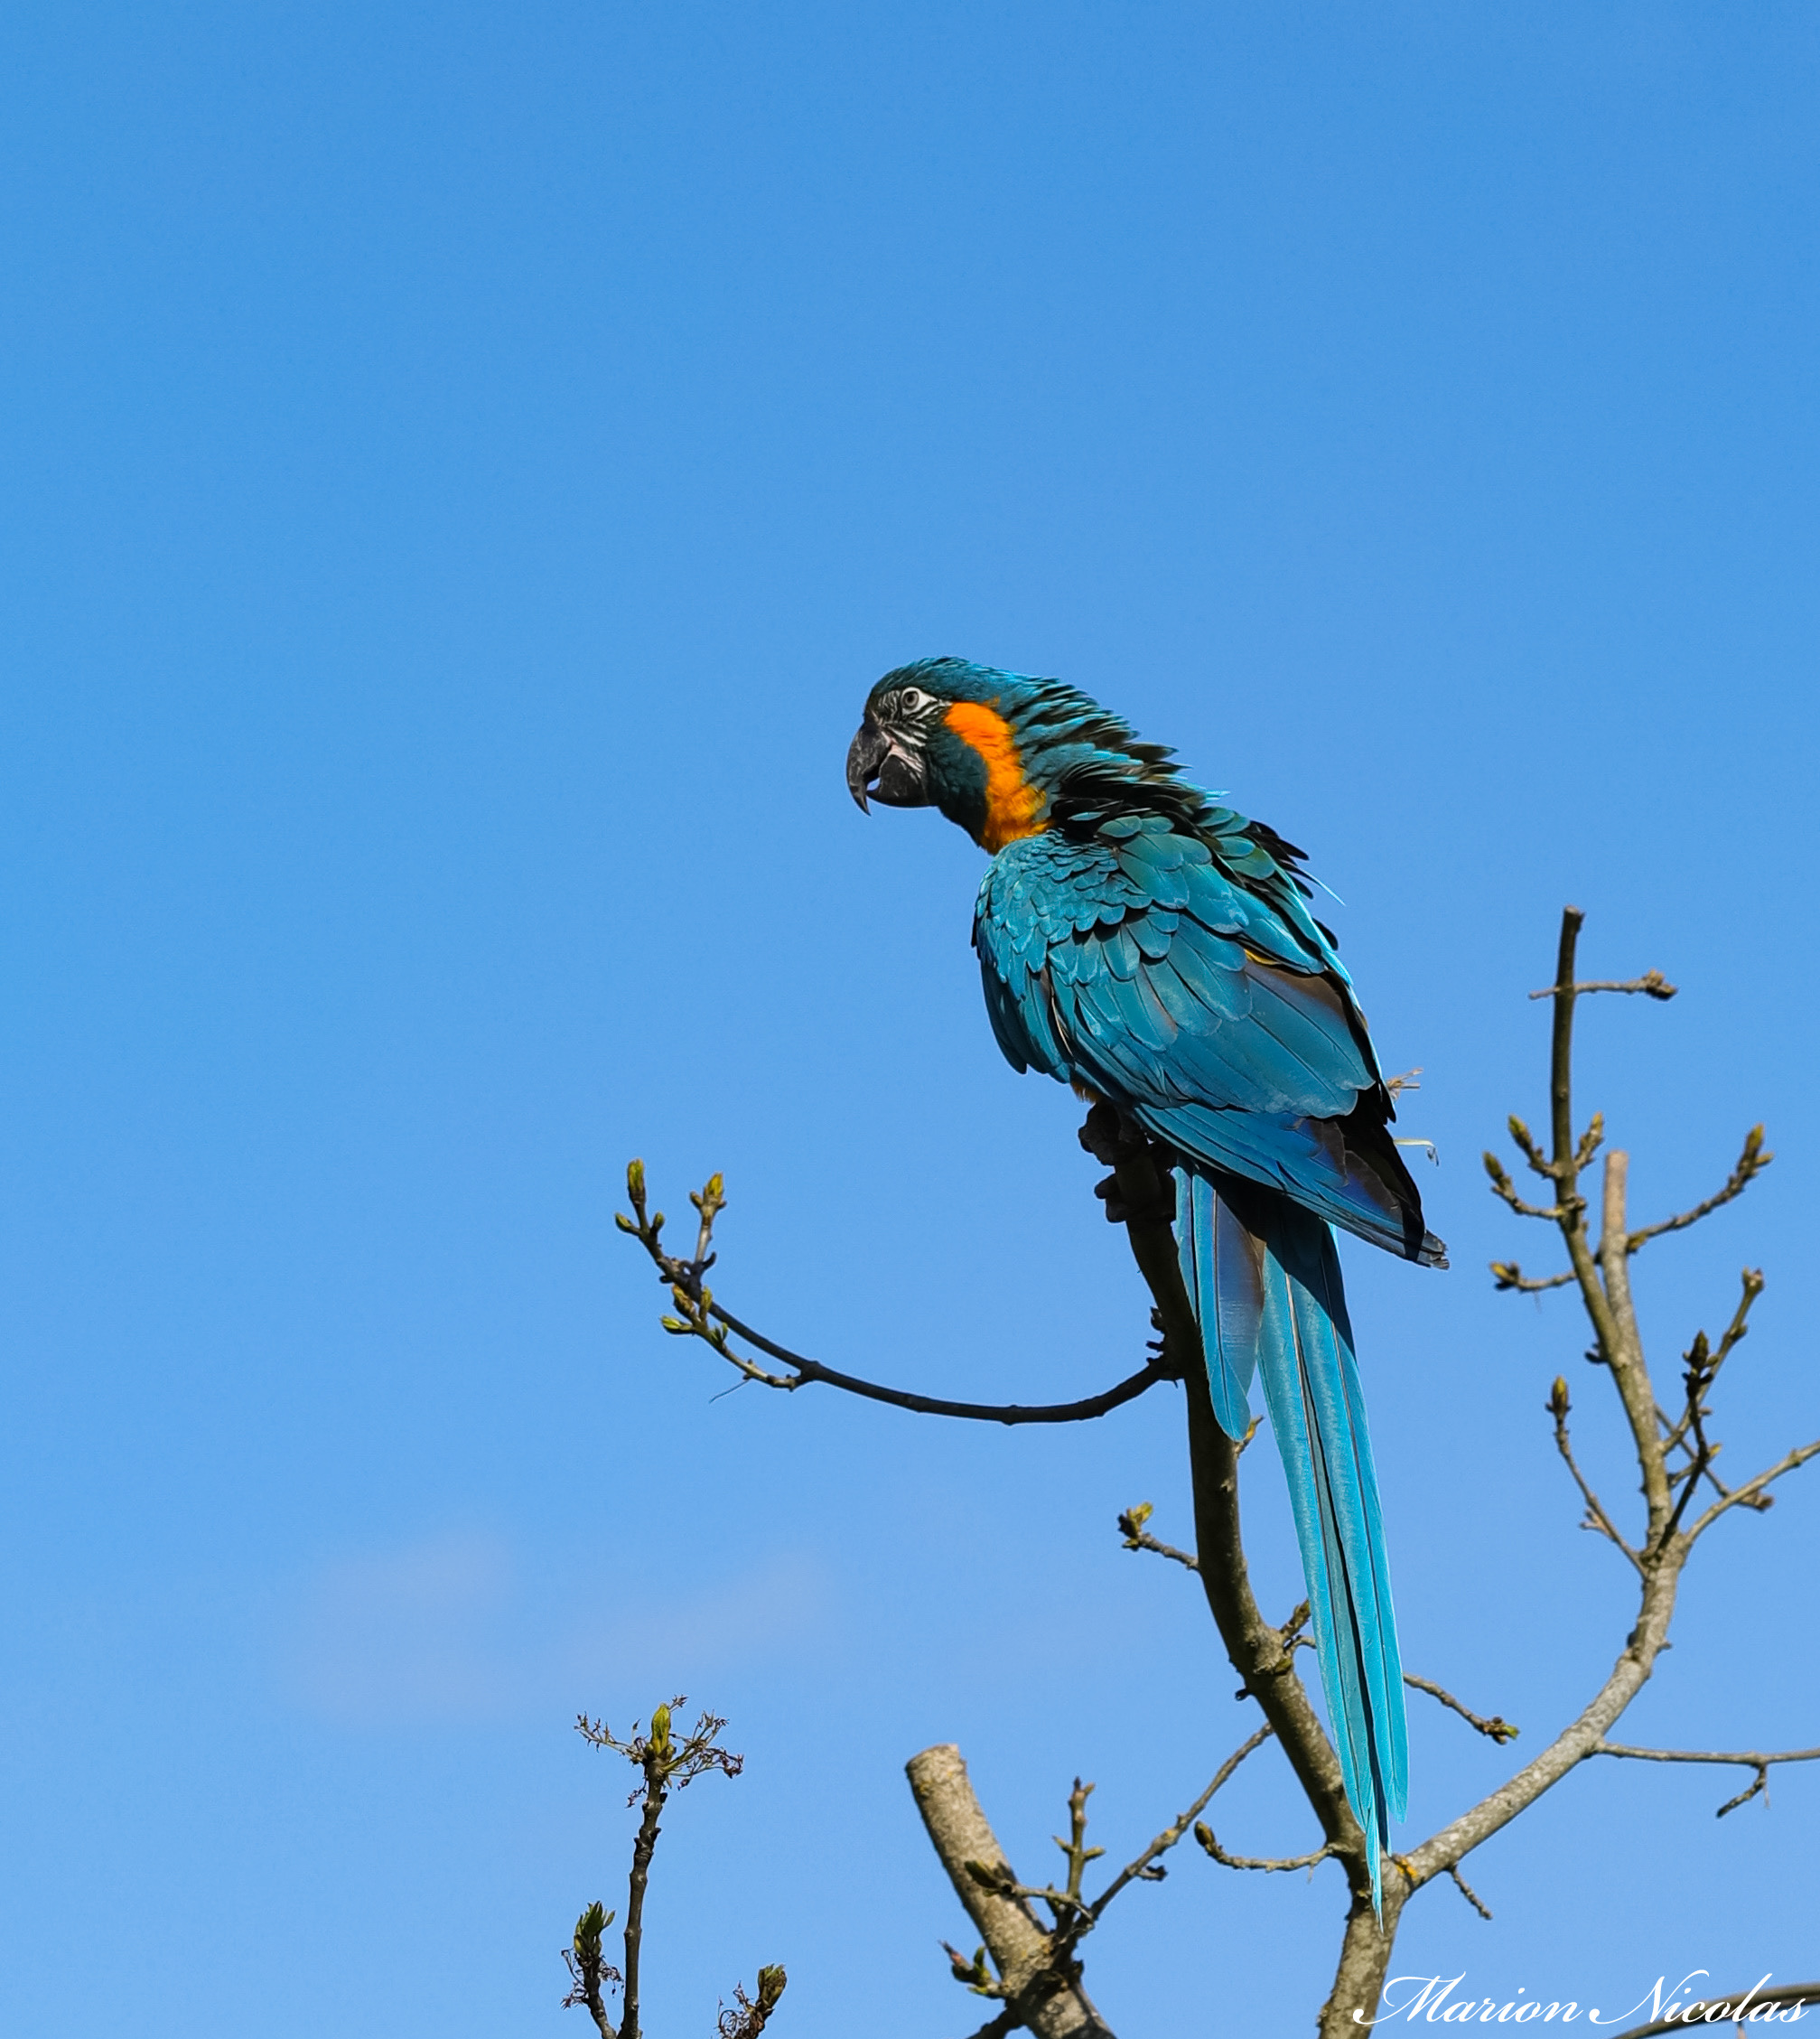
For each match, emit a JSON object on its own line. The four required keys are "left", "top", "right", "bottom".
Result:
{"left": 1192, "top": 1822, "right": 1334, "bottom": 1874}
{"left": 1593, "top": 1738, "right": 1820, "bottom": 1816}
{"left": 1115, "top": 1501, "right": 1200, "bottom": 1573}
{"left": 720, "top": 1298, "right": 1181, "bottom": 1424}
{"left": 906, "top": 1744, "right": 1114, "bottom": 2039}
{"left": 1623, "top": 1124, "right": 1771, "bottom": 1253}
{"left": 1492, "top": 1128, "right": 1770, "bottom": 1295}
{"left": 1446, "top": 1865, "right": 1493, "bottom": 1920}
{"left": 566, "top": 1701, "right": 748, "bottom": 2039}
{"left": 1687, "top": 1434, "right": 1820, "bottom": 1539}
{"left": 1404, "top": 1676, "right": 1520, "bottom": 1746}
{"left": 617, "top": 1162, "right": 1181, "bottom": 1425}
{"left": 1527, "top": 970, "right": 1677, "bottom": 1001}
{"left": 1662, "top": 1267, "right": 1765, "bottom": 1462}
{"left": 1546, "top": 1376, "right": 1641, "bottom": 1567}
{"left": 1489, "top": 1259, "right": 1577, "bottom": 1293}
{"left": 1090, "top": 1727, "right": 1275, "bottom": 1919}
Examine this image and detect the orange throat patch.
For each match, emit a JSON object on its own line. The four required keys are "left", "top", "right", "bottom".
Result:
{"left": 943, "top": 701, "right": 1049, "bottom": 853}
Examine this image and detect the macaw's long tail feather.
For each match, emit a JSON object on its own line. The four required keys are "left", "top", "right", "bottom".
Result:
{"left": 1176, "top": 1166, "right": 1409, "bottom": 1910}
{"left": 1175, "top": 1167, "right": 1265, "bottom": 1440}
{"left": 1258, "top": 1198, "right": 1409, "bottom": 1910}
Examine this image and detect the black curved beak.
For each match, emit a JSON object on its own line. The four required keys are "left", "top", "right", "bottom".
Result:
{"left": 846, "top": 716, "right": 888, "bottom": 811}
{"left": 845, "top": 714, "right": 929, "bottom": 811}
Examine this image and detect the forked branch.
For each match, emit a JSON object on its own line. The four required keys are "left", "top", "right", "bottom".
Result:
{"left": 911, "top": 1723, "right": 1291, "bottom": 2036}
{"left": 1594, "top": 1738, "right": 1820, "bottom": 1817}
{"left": 1489, "top": 1123, "right": 1771, "bottom": 1295}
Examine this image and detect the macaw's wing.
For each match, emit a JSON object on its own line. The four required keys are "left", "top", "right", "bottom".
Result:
{"left": 975, "top": 816, "right": 1433, "bottom": 1262}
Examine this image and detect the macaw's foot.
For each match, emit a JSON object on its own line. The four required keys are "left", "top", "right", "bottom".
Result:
{"left": 1078, "top": 1101, "right": 1173, "bottom": 1228}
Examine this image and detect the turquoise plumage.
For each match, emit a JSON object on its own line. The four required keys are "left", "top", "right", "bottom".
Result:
{"left": 847, "top": 657, "right": 1444, "bottom": 1903}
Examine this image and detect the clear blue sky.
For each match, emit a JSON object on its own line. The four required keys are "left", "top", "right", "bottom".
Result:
{"left": 3, "top": 5, "right": 1816, "bottom": 2033}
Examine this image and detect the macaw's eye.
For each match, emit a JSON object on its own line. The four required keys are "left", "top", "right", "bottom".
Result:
{"left": 900, "top": 687, "right": 926, "bottom": 713}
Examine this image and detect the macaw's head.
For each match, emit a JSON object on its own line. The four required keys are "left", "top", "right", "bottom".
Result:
{"left": 845, "top": 656, "right": 1202, "bottom": 853}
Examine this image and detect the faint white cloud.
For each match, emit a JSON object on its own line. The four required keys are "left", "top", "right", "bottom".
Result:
{"left": 563, "top": 1550, "right": 829, "bottom": 1698}
{"left": 275, "top": 1529, "right": 828, "bottom": 1728}
{"left": 283, "top": 1529, "right": 521, "bottom": 1725}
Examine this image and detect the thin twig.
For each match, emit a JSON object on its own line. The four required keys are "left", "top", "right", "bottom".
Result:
{"left": 1661, "top": 1268, "right": 1765, "bottom": 1459}
{"left": 618, "top": 1162, "right": 1182, "bottom": 1425}
{"left": 1489, "top": 1260, "right": 1577, "bottom": 1294}
{"left": 959, "top": 1777, "right": 1116, "bottom": 1950}
{"left": 1092, "top": 1727, "right": 1276, "bottom": 1919}
{"left": 1687, "top": 1435, "right": 1820, "bottom": 1540}
{"left": 1404, "top": 1675, "right": 1519, "bottom": 1745}
{"left": 1050, "top": 1778, "right": 1105, "bottom": 1923}
{"left": 1527, "top": 971, "right": 1677, "bottom": 1001}
{"left": 1492, "top": 1132, "right": 1768, "bottom": 1295}
{"left": 1447, "top": 1865, "right": 1493, "bottom": 1920}
{"left": 1660, "top": 1275, "right": 1767, "bottom": 1539}
{"left": 1625, "top": 1124, "right": 1770, "bottom": 1254}
{"left": 1481, "top": 1152, "right": 1574, "bottom": 1222}
{"left": 1546, "top": 1377, "right": 1641, "bottom": 1568}
{"left": 1506, "top": 1111, "right": 1602, "bottom": 1183}
{"left": 1116, "top": 1503, "right": 1200, "bottom": 1571}
{"left": 1595, "top": 1740, "right": 1820, "bottom": 1816}
{"left": 1193, "top": 1823, "right": 1334, "bottom": 1874}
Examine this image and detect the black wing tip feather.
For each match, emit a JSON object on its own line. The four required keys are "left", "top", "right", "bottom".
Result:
{"left": 1335, "top": 1093, "right": 1447, "bottom": 1269}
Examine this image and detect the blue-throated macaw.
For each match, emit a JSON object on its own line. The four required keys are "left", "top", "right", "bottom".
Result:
{"left": 845, "top": 657, "right": 1445, "bottom": 1903}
